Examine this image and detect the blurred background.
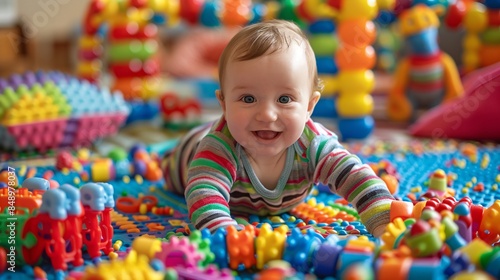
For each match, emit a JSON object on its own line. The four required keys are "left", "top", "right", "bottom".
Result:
{"left": 0, "top": 0, "right": 465, "bottom": 77}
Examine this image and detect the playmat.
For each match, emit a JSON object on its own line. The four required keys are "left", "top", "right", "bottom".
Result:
{"left": 1, "top": 139, "right": 500, "bottom": 279}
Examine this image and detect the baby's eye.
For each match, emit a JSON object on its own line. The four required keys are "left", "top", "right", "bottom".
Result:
{"left": 278, "top": 95, "right": 291, "bottom": 103}
{"left": 241, "top": 95, "right": 255, "bottom": 103}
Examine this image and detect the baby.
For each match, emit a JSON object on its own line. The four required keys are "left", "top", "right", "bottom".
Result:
{"left": 162, "top": 19, "right": 395, "bottom": 237}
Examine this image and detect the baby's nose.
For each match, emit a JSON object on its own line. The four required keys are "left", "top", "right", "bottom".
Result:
{"left": 256, "top": 104, "right": 278, "bottom": 122}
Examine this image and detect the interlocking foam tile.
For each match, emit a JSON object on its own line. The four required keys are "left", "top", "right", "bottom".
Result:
{"left": 2, "top": 139, "right": 500, "bottom": 279}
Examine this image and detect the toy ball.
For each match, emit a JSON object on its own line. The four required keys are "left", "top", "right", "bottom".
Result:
{"left": 308, "top": 19, "right": 336, "bottom": 34}
{"left": 108, "top": 147, "right": 128, "bottom": 162}
{"left": 179, "top": 0, "right": 204, "bottom": 25}
{"left": 129, "top": 144, "right": 147, "bottom": 160}
{"left": 445, "top": 1, "right": 467, "bottom": 29}
{"left": 132, "top": 159, "right": 147, "bottom": 176}
{"left": 338, "top": 116, "right": 374, "bottom": 140}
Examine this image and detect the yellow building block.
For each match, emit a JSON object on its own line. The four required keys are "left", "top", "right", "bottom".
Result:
{"left": 457, "top": 238, "right": 492, "bottom": 265}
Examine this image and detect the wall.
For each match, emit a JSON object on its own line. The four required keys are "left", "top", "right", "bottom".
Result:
{"left": 14, "top": 0, "right": 91, "bottom": 71}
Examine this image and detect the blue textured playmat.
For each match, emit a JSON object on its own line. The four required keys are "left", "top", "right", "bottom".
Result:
{"left": 1, "top": 139, "right": 500, "bottom": 279}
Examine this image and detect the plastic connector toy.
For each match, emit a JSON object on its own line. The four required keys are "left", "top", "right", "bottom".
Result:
{"left": 477, "top": 200, "right": 500, "bottom": 245}
{"left": 312, "top": 236, "right": 343, "bottom": 278}
{"left": 453, "top": 198, "right": 473, "bottom": 242}
{"left": 227, "top": 225, "right": 256, "bottom": 270}
{"left": 380, "top": 217, "right": 410, "bottom": 251}
{"left": 283, "top": 228, "right": 322, "bottom": 273}
{"left": 337, "top": 237, "right": 375, "bottom": 278}
{"left": 155, "top": 236, "right": 203, "bottom": 268}
{"left": 255, "top": 223, "right": 288, "bottom": 269}
{"left": 208, "top": 227, "right": 229, "bottom": 269}
{"left": 441, "top": 216, "right": 467, "bottom": 251}
{"left": 22, "top": 187, "right": 84, "bottom": 271}
{"left": 39, "top": 188, "right": 68, "bottom": 220}
{"left": 389, "top": 200, "right": 415, "bottom": 222}
{"left": 80, "top": 183, "right": 106, "bottom": 211}
{"left": 80, "top": 183, "right": 114, "bottom": 260}
{"left": 444, "top": 251, "right": 473, "bottom": 278}
{"left": 98, "top": 182, "right": 114, "bottom": 252}
{"left": 59, "top": 184, "right": 84, "bottom": 267}
{"left": 479, "top": 246, "right": 500, "bottom": 278}
{"left": 404, "top": 220, "right": 443, "bottom": 258}
{"left": 457, "top": 238, "right": 492, "bottom": 266}
{"left": 132, "top": 236, "right": 162, "bottom": 260}
{"left": 188, "top": 230, "right": 215, "bottom": 267}
{"left": 79, "top": 250, "right": 164, "bottom": 280}
{"left": 428, "top": 169, "right": 448, "bottom": 198}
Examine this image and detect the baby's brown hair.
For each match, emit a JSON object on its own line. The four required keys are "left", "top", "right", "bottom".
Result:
{"left": 218, "top": 19, "right": 322, "bottom": 94}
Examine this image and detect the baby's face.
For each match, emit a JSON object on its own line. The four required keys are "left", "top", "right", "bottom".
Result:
{"left": 218, "top": 43, "right": 318, "bottom": 159}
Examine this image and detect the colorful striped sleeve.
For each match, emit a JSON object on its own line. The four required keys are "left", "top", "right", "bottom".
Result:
{"left": 185, "top": 122, "right": 239, "bottom": 232}
{"left": 305, "top": 122, "right": 394, "bottom": 234}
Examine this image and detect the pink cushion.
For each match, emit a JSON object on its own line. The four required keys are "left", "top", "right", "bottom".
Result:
{"left": 409, "top": 62, "right": 500, "bottom": 141}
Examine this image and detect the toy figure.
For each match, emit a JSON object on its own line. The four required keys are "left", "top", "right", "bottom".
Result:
{"left": 387, "top": 4, "right": 463, "bottom": 122}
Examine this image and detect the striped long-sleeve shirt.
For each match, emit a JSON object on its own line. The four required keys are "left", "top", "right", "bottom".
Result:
{"left": 165, "top": 117, "right": 394, "bottom": 233}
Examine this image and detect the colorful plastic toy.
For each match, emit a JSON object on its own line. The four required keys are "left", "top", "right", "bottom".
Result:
{"left": 3, "top": 149, "right": 500, "bottom": 279}
{"left": 159, "top": 92, "right": 202, "bottom": 131}
{"left": 0, "top": 179, "right": 116, "bottom": 274}
{"left": 0, "top": 71, "right": 129, "bottom": 154}
{"left": 404, "top": 219, "right": 444, "bottom": 257}
{"left": 73, "top": 250, "right": 165, "bottom": 280}
{"left": 155, "top": 235, "right": 203, "bottom": 268}
{"left": 226, "top": 224, "right": 256, "bottom": 269}
{"left": 255, "top": 223, "right": 288, "bottom": 269}
{"left": 335, "top": 0, "right": 378, "bottom": 140}
{"left": 387, "top": 4, "right": 464, "bottom": 123}
{"left": 80, "top": 182, "right": 114, "bottom": 261}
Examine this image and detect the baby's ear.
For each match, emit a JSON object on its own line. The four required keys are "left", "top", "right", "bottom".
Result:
{"left": 308, "top": 91, "right": 321, "bottom": 116}
{"left": 216, "top": 90, "right": 226, "bottom": 112}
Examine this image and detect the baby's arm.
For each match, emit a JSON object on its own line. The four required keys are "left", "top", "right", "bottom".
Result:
{"left": 185, "top": 134, "right": 239, "bottom": 232}
{"left": 309, "top": 135, "right": 394, "bottom": 236}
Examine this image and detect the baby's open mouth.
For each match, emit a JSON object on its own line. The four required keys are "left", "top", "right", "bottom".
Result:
{"left": 253, "top": 130, "right": 281, "bottom": 140}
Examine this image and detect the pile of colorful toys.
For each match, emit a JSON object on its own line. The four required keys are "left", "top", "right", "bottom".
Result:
{"left": 0, "top": 71, "right": 129, "bottom": 155}
{"left": 0, "top": 178, "right": 115, "bottom": 279}
{"left": 1, "top": 140, "right": 500, "bottom": 279}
